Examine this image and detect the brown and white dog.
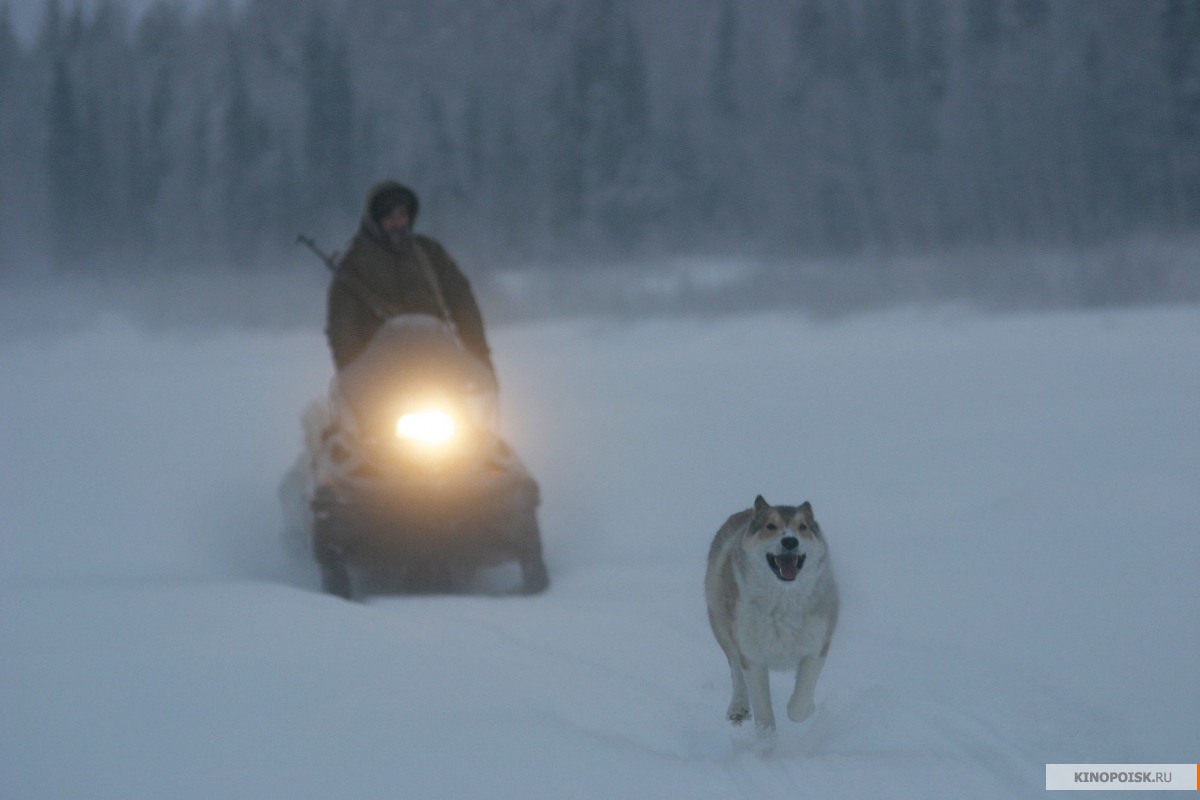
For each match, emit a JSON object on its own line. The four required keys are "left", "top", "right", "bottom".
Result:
{"left": 705, "top": 495, "right": 839, "bottom": 735}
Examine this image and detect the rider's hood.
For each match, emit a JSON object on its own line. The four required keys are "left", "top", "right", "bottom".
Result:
{"left": 360, "top": 180, "right": 420, "bottom": 240}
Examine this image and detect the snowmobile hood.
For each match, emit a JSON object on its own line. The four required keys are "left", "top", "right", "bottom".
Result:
{"left": 333, "top": 314, "right": 496, "bottom": 433}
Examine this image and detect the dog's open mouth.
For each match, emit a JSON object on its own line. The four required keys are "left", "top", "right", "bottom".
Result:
{"left": 767, "top": 552, "right": 806, "bottom": 582}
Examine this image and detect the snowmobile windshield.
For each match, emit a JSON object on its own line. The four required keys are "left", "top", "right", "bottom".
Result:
{"left": 335, "top": 314, "right": 497, "bottom": 439}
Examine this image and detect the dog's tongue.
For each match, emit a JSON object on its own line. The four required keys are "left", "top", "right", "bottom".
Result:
{"left": 776, "top": 555, "right": 800, "bottom": 581}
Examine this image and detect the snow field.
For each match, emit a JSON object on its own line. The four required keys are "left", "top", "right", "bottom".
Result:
{"left": 2, "top": 304, "right": 1198, "bottom": 799}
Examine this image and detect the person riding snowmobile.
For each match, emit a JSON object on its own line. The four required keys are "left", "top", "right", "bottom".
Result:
{"left": 299, "top": 180, "right": 549, "bottom": 597}
{"left": 325, "top": 181, "right": 493, "bottom": 373}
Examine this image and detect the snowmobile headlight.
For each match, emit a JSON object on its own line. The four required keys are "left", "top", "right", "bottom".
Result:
{"left": 395, "top": 409, "right": 457, "bottom": 447}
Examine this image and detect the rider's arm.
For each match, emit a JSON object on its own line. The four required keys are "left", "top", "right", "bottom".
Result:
{"left": 427, "top": 242, "right": 495, "bottom": 375}
{"left": 325, "top": 278, "right": 372, "bottom": 370}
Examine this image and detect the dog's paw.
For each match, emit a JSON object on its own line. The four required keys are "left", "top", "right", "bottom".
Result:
{"left": 786, "top": 699, "right": 815, "bottom": 723}
{"left": 754, "top": 721, "right": 778, "bottom": 745}
{"left": 727, "top": 706, "right": 751, "bottom": 725}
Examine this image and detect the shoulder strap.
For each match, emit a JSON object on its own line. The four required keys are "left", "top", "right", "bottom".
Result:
{"left": 333, "top": 264, "right": 403, "bottom": 321}
{"left": 411, "top": 240, "right": 457, "bottom": 333}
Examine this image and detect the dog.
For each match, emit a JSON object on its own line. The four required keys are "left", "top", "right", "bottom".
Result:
{"left": 705, "top": 495, "right": 838, "bottom": 735}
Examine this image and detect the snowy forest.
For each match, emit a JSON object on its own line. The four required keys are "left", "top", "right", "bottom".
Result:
{"left": 1, "top": 0, "right": 1198, "bottom": 310}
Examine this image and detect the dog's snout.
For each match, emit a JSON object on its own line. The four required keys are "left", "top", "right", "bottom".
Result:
{"left": 781, "top": 536, "right": 800, "bottom": 551}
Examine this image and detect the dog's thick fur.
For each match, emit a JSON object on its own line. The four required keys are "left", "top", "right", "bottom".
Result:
{"left": 705, "top": 495, "right": 838, "bottom": 734}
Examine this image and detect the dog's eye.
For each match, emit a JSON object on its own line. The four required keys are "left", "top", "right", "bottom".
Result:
{"left": 797, "top": 524, "right": 808, "bottom": 531}
{"left": 766, "top": 523, "right": 777, "bottom": 531}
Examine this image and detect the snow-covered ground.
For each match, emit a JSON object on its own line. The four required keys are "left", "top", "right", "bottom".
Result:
{"left": 2, "top": 301, "right": 1197, "bottom": 799}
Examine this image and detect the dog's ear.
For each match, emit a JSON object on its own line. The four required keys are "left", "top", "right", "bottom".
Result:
{"left": 799, "top": 501, "right": 817, "bottom": 527}
{"left": 754, "top": 495, "right": 769, "bottom": 512}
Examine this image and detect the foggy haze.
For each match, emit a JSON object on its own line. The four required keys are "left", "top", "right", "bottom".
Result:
{"left": 0, "top": 0, "right": 1198, "bottom": 325}
{"left": 3, "top": 4, "right": 1198, "bottom": 794}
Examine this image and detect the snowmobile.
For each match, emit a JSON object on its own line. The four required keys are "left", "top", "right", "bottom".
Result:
{"left": 283, "top": 313, "right": 549, "bottom": 599}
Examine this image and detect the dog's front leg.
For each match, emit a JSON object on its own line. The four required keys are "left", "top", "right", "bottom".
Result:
{"left": 787, "top": 654, "right": 825, "bottom": 722}
{"left": 745, "top": 663, "right": 775, "bottom": 734}
{"left": 725, "top": 654, "right": 750, "bottom": 724}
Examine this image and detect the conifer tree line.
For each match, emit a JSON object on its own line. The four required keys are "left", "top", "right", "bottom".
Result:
{"left": 0, "top": 0, "right": 1197, "bottom": 277}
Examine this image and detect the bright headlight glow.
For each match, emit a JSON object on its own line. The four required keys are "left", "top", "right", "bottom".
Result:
{"left": 395, "top": 410, "right": 457, "bottom": 446}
